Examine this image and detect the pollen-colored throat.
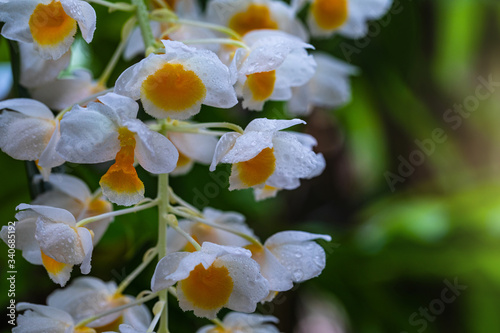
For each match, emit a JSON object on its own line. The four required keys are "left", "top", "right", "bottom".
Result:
{"left": 247, "top": 70, "right": 276, "bottom": 102}
{"left": 236, "top": 147, "right": 276, "bottom": 187}
{"left": 229, "top": 4, "right": 279, "bottom": 36}
{"left": 311, "top": 0, "right": 349, "bottom": 30}
{"left": 180, "top": 263, "right": 234, "bottom": 310}
{"left": 29, "top": 1, "right": 77, "bottom": 46}
{"left": 100, "top": 128, "right": 144, "bottom": 197}
{"left": 141, "top": 63, "right": 206, "bottom": 113}
{"left": 41, "top": 250, "right": 68, "bottom": 275}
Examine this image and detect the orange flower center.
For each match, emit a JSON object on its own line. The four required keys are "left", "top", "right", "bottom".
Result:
{"left": 311, "top": 0, "right": 349, "bottom": 30}
{"left": 99, "top": 128, "right": 144, "bottom": 196}
{"left": 228, "top": 4, "right": 279, "bottom": 36}
{"left": 141, "top": 63, "right": 207, "bottom": 114}
{"left": 236, "top": 148, "right": 276, "bottom": 187}
{"left": 29, "top": 1, "right": 76, "bottom": 46}
{"left": 180, "top": 263, "right": 234, "bottom": 310}
{"left": 246, "top": 70, "right": 276, "bottom": 102}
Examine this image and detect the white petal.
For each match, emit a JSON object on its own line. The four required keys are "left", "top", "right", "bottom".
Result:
{"left": 220, "top": 254, "right": 269, "bottom": 313}
{"left": 273, "top": 50, "right": 316, "bottom": 94}
{"left": 255, "top": 247, "right": 294, "bottom": 292}
{"left": 14, "top": 303, "right": 74, "bottom": 333}
{"left": 265, "top": 230, "right": 331, "bottom": 282}
{"left": 169, "top": 132, "right": 218, "bottom": 164}
{"left": 245, "top": 118, "right": 305, "bottom": 132}
{"left": 151, "top": 252, "right": 191, "bottom": 292}
{"left": 0, "top": 98, "right": 54, "bottom": 119}
{"left": 127, "top": 120, "right": 178, "bottom": 174}
{"left": 210, "top": 132, "right": 239, "bottom": 171}
{"left": 19, "top": 43, "right": 71, "bottom": 88}
{"left": 61, "top": 0, "right": 96, "bottom": 43}
{"left": 220, "top": 131, "right": 274, "bottom": 164}
{"left": 37, "top": 121, "right": 66, "bottom": 170}
{"left": 46, "top": 174, "right": 91, "bottom": 203}
{"left": 78, "top": 227, "right": 93, "bottom": 274}
{"left": 338, "top": 0, "right": 393, "bottom": 39}
{"left": 270, "top": 131, "right": 325, "bottom": 179}
{"left": 57, "top": 103, "right": 120, "bottom": 163}
{"left": 0, "top": 216, "right": 42, "bottom": 265}
{"left": 29, "top": 70, "right": 95, "bottom": 110}
{"left": 0, "top": 110, "right": 55, "bottom": 160}
{"left": 122, "top": 302, "right": 152, "bottom": 331}
{"left": 18, "top": 204, "right": 76, "bottom": 226}
{"left": 98, "top": 92, "right": 139, "bottom": 120}
{"left": 0, "top": 0, "right": 35, "bottom": 44}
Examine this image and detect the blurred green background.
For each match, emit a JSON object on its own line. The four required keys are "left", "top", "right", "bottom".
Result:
{"left": 2, "top": 0, "right": 500, "bottom": 332}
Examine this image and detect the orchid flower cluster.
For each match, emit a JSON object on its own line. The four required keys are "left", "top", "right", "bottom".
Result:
{"left": 0, "top": 0, "right": 392, "bottom": 332}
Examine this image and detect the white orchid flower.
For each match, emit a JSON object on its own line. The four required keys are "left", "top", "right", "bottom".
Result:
{"left": 230, "top": 30, "right": 316, "bottom": 111}
{"left": 288, "top": 52, "right": 358, "bottom": 115}
{"left": 115, "top": 40, "right": 237, "bottom": 120}
{"left": 0, "top": 0, "right": 96, "bottom": 60}
{"left": 151, "top": 242, "right": 269, "bottom": 319}
{"left": 210, "top": 118, "right": 325, "bottom": 195}
{"left": 166, "top": 207, "right": 256, "bottom": 252}
{"left": 0, "top": 98, "right": 65, "bottom": 179}
{"left": 56, "top": 93, "right": 179, "bottom": 206}
{"left": 47, "top": 277, "right": 151, "bottom": 331}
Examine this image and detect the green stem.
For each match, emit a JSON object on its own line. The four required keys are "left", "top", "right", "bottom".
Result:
{"left": 86, "top": 0, "right": 136, "bottom": 11}
{"left": 165, "top": 121, "right": 244, "bottom": 134}
{"left": 147, "top": 300, "right": 165, "bottom": 332}
{"left": 177, "top": 19, "right": 242, "bottom": 40}
{"left": 76, "top": 199, "right": 158, "bottom": 227}
{"left": 115, "top": 247, "right": 158, "bottom": 295}
{"left": 182, "top": 38, "right": 250, "bottom": 50}
{"left": 168, "top": 187, "right": 202, "bottom": 215}
{"left": 98, "top": 17, "right": 136, "bottom": 86}
{"left": 169, "top": 221, "right": 202, "bottom": 251}
{"left": 74, "top": 291, "right": 159, "bottom": 328}
{"left": 157, "top": 173, "right": 170, "bottom": 333}
{"left": 131, "top": 0, "right": 156, "bottom": 55}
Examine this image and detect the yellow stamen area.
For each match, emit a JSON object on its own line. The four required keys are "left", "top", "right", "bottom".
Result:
{"left": 99, "top": 127, "right": 144, "bottom": 195}
{"left": 29, "top": 1, "right": 77, "bottom": 46}
{"left": 84, "top": 198, "right": 112, "bottom": 218}
{"left": 41, "top": 250, "right": 67, "bottom": 275}
{"left": 75, "top": 328, "right": 97, "bottom": 333}
{"left": 228, "top": 4, "right": 278, "bottom": 36}
{"left": 141, "top": 63, "right": 207, "bottom": 113}
{"left": 246, "top": 70, "right": 276, "bottom": 102}
{"left": 245, "top": 243, "right": 265, "bottom": 262}
{"left": 181, "top": 263, "right": 234, "bottom": 310}
{"left": 311, "top": 0, "right": 348, "bottom": 30}
{"left": 236, "top": 148, "right": 276, "bottom": 187}
{"left": 93, "top": 316, "right": 123, "bottom": 333}
{"left": 176, "top": 150, "right": 191, "bottom": 168}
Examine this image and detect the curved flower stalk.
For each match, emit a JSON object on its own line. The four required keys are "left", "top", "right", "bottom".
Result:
{"left": 151, "top": 242, "right": 269, "bottom": 319}
{"left": 197, "top": 312, "right": 280, "bottom": 333}
{"left": 0, "top": 0, "right": 96, "bottom": 60}
{"left": 288, "top": 52, "right": 358, "bottom": 115}
{"left": 0, "top": 99, "right": 65, "bottom": 179}
{"left": 230, "top": 30, "right": 316, "bottom": 110}
{"left": 210, "top": 118, "right": 325, "bottom": 198}
{"left": 13, "top": 303, "right": 96, "bottom": 333}
{"left": 206, "top": 0, "right": 307, "bottom": 40}
{"left": 47, "top": 277, "right": 151, "bottom": 331}
{"left": 115, "top": 40, "right": 237, "bottom": 120}
{"left": 293, "top": 0, "right": 393, "bottom": 38}
{"left": 56, "top": 93, "right": 178, "bottom": 206}
{"left": 166, "top": 207, "right": 256, "bottom": 252}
